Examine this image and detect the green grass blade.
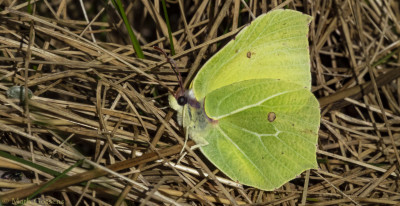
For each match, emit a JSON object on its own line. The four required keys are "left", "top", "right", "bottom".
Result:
{"left": 0, "top": 151, "right": 62, "bottom": 176}
{"left": 161, "top": 0, "right": 175, "bottom": 56}
{"left": 371, "top": 47, "right": 400, "bottom": 67}
{"left": 22, "top": 159, "right": 85, "bottom": 205}
{"left": 27, "top": 0, "right": 33, "bottom": 14}
{"left": 111, "top": 0, "right": 145, "bottom": 58}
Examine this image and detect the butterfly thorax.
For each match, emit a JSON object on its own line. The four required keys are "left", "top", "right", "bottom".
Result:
{"left": 169, "top": 89, "right": 216, "bottom": 146}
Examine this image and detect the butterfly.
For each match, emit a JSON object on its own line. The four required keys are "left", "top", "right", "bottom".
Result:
{"left": 169, "top": 9, "right": 320, "bottom": 190}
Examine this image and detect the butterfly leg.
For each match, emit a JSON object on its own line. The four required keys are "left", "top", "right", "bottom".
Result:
{"left": 190, "top": 139, "right": 209, "bottom": 150}
{"left": 177, "top": 140, "right": 208, "bottom": 164}
{"left": 179, "top": 128, "right": 190, "bottom": 154}
{"left": 189, "top": 130, "right": 209, "bottom": 150}
{"left": 178, "top": 127, "right": 209, "bottom": 164}
{"left": 177, "top": 127, "right": 190, "bottom": 164}
{"left": 180, "top": 125, "right": 209, "bottom": 153}
{"left": 177, "top": 151, "right": 187, "bottom": 164}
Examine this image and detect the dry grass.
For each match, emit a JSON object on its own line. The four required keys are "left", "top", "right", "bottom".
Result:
{"left": 0, "top": 0, "right": 400, "bottom": 205}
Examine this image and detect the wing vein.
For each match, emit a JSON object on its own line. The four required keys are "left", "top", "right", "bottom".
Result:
{"left": 217, "top": 126, "right": 273, "bottom": 185}
{"left": 215, "top": 90, "right": 293, "bottom": 119}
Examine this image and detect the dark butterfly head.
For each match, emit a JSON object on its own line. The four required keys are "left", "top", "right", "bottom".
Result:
{"left": 173, "top": 86, "right": 187, "bottom": 106}
{"left": 177, "top": 95, "right": 187, "bottom": 106}
{"left": 177, "top": 90, "right": 200, "bottom": 109}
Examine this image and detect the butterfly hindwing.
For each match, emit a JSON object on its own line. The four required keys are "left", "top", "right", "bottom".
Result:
{"left": 197, "top": 79, "right": 320, "bottom": 190}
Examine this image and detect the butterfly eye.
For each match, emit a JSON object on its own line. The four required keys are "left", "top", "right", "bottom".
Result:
{"left": 177, "top": 96, "right": 187, "bottom": 106}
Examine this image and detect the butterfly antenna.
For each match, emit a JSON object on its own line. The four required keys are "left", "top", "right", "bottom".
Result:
{"left": 153, "top": 46, "right": 185, "bottom": 94}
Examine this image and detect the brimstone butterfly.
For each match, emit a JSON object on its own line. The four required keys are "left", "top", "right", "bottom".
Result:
{"left": 169, "top": 9, "right": 320, "bottom": 191}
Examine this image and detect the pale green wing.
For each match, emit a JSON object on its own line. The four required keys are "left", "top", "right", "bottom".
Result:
{"left": 198, "top": 79, "right": 320, "bottom": 190}
{"left": 192, "top": 9, "right": 312, "bottom": 100}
